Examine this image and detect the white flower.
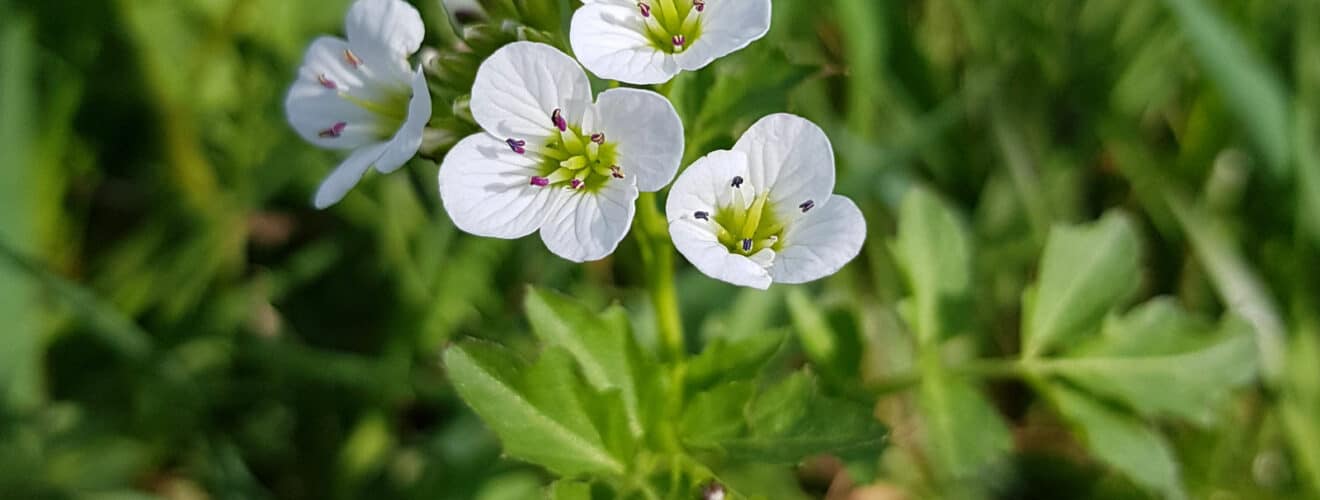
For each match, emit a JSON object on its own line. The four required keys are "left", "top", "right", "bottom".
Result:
{"left": 570, "top": 0, "right": 772, "bottom": 85}
{"left": 285, "top": 0, "right": 432, "bottom": 209}
{"left": 666, "top": 114, "right": 865, "bottom": 289}
{"left": 437, "top": 42, "right": 685, "bottom": 262}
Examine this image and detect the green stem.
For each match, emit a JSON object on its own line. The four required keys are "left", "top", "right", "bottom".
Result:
{"left": 635, "top": 192, "right": 685, "bottom": 362}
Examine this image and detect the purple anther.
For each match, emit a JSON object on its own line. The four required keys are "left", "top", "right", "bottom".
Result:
{"left": 318, "top": 121, "right": 347, "bottom": 138}
{"left": 570, "top": 179, "right": 584, "bottom": 190}
{"left": 343, "top": 49, "right": 362, "bottom": 68}
{"left": 742, "top": 239, "right": 753, "bottom": 252}
{"left": 731, "top": 176, "right": 744, "bottom": 188}
{"left": 551, "top": 108, "right": 567, "bottom": 132}
{"left": 506, "top": 138, "right": 527, "bottom": 154}
{"left": 637, "top": 1, "right": 651, "bottom": 17}
{"left": 610, "top": 165, "right": 624, "bottom": 179}
{"left": 694, "top": 0, "right": 705, "bottom": 12}
{"left": 672, "top": 34, "right": 687, "bottom": 47}
{"left": 317, "top": 74, "right": 337, "bottom": 90}
{"left": 694, "top": 211, "right": 709, "bottom": 220}
{"left": 591, "top": 133, "right": 606, "bottom": 144}
{"left": 530, "top": 176, "right": 550, "bottom": 187}
{"left": 799, "top": 199, "right": 815, "bottom": 213}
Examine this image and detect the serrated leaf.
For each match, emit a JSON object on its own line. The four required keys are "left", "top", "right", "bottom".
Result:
{"left": 444, "top": 342, "right": 628, "bottom": 477}
{"left": 525, "top": 287, "right": 655, "bottom": 437}
{"left": 889, "top": 186, "right": 973, "bottom": 344}
{"left": 918, "top": 357, "right": 1012, "bottom": 482}
{"left": 685, "top": 330, "right": 785, "bottom": 393}
{"left": 1045, "top": 301, "right": 1257, "bottom": 426}
{"left": 1023, "top": 212, "right": 1141, "bottom": 358}
{"left": 702, "top": 373, "right": 887, "bottom": 463}
{"left": 1045, "top": 384, "right": 1185, "bottom": 500}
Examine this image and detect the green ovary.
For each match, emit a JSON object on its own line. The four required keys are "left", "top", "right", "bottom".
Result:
{"left": 712, "top": 191, "right": 786, "bottom": 255}
{"left": 641, "top": 0, "right": 704, "bottom": 54}
{"left": 536, "top": 126, "right": 621, "bottom": 193}
{"left": 342, "top": 88, "right": 412, "bottom": 139}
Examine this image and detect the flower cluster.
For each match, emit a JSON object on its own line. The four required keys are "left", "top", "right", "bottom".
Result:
{"left": 285, "top": 0, "right": 864, "bottom": 287}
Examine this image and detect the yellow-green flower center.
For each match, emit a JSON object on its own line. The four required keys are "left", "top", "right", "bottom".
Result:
{"left": 638, "top": 0, "right": 705, "bottom": 54}
{"left": 707, "top": 180, "right": 787, "bottom": 255}
{"left": 533, "top": 126, "right": 622, "bottom": 194}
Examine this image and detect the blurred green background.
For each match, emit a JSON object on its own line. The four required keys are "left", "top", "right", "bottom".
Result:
{"left": 2, "top": 0, "right": 1319, "bottom": 498}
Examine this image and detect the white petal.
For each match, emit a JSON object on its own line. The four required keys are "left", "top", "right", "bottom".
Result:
{"left": 595, "top": 88, "right": 684, "bottom": 192}
{"left": 471, "top": 42, "right": 594, "bottom": 142}
{"left": 539, "top": 181, "right": 639, "bottom": 263}
{"left": 732, "top": 113, "right": 835, "bottom": 224}
{"left": 769, "top": 195, "right": 866, "bottom": 284}
{"left": 287, "top": 37, "right": 378, "bottom": 150}
{"left": 665, "top": 150, "right": 771, "bottom": 289}
{"left": 438, "top": 134, "right": 566, "bottom": 239}
{"left": 374, "top": 67, "right": 432, "bottom": 173}
{"left": 315, "top": 142, "right": 390, "bottom": 209}
{"left": 570, "top": 4, "right": 679, "bottom": 85}
{"left": 673, "top": 0, "right": 772, "bottom": 71}
{"left": 345, "top": 0, "right": 424, "bottom": 82}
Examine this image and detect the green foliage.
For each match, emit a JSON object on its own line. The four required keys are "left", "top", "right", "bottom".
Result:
{"left": 1022, "top": 212, "right": 1142, "bottom": 359}
{"left": 890, "top": 186, "right": 973, "bottom": 345}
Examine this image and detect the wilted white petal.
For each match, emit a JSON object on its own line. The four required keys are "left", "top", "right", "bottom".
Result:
{"left": 315, "top": 142, "right": 390, "bottom": 209}
{"left": 439, "top": 134, "right": 566, "bottom": 238}
{"left": 595, "top": 88, "right": 684, "bottom": 192}
{"left": 471, "top": 42, "right": 595, "bottom": 142}
{"left": 733, "top": 113, "right": 835, "bottom": 224}
{"left": 540, "top": 180, "right": 640, "bottom": 263}
{"left": 769, "top": 195, "right": 866, "bottom": 284}
{"left": 373, "top": 67, "right": 432, "bottom": 173}
{"left": 673, "top": 0, "right": 772, "bottom": 71}
{"left": 570, "top": 3, "right": 678, "bottom": 85}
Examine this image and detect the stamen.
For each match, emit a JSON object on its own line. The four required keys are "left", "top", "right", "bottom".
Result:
{"left": 731, "top": 176, "right": 744, "bottom": 188}
{"left": 551, "top": 108, "right": 568, "bottom": 132}
{"left": 506, "top": 138, "right": 527, "bottom": 154}
{"left": 694, "top": 211, "right": 709, "bottom": 220}
{"left": 318, "top": 121, "right": 347, "bottom": 138}
{"left": 610, "top": 165, "right": 625, "bottom": 179}
{"left": 742, "top": 239, "right": 753, "bottom": 252}
{"left": 799, "top": 199, "right": 815, "bottom": 213}
{"left": 570, "top": 179, "right": 585, "bottom": 190}
{"left": 694, "top": 0, "right": 705, "bottom": 12}
{"left": 317, "top": 74, "right": 337, "bottom": 90}
{"left": 590, "top": 133, "right": 606, "bottom": 144}
{"left": 343, "top": 49, "right": 362, "bottom": 68}
{"left": 672, "top": 34, "right": 687, "bottom": 50}
{"left": 637, "top": 1, "right": 651, "bottom": 17}
{"left": 530, "top": 176, "right": 550, "bottom": 187}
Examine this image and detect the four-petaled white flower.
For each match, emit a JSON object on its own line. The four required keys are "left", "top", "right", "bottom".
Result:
{"left": 285, "top": 0, "right": 432, "bottom": 209}
{"left": 666, "top": 114, "right": 865, "bottom": 289}
{"left": 438, "top": 42, "right": 685, "bottom": 262}
{"left": 570, "top": 0, "right": 772, "bottom": 85}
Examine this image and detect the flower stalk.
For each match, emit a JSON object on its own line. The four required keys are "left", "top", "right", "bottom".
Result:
{"left": 636, "top": 192, "right": 685, "bottom": 362}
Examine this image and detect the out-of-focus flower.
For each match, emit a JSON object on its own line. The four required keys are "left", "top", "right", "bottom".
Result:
{"left": 438, "top": 42, "right": 684, "bottom": 262}
{"left": 570, "top": 0, "right": 771, "bottom": 85}
{"left": 285, "top": 0, "right": 431, "bottom": 208}
{"left": 666, "top": 114, "right": 865, "bottom": 289}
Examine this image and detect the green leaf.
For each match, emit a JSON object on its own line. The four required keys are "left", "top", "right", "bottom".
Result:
{"left": 444, "top": 341, "right": 629, "bottom": 477}
{"left": 1046, "top": 300, "right": 1257, "bottom": 426}
{"left": 685, "top": 330, "right": 785, "bottom": 393}
{"left": 525, "top": 287, "right": 656, "bottom": 437}
{"left": 917, "top": 357, "right": 1012, "bottom": 481}
{"left": 547, "top": 480, "right": 595, "bottom": 500}
{"left": 786, "top": 288, "right": 861, "bottom": 379}
{"left": 680, "top": 381, "right": 755, "bottom": 448}
{"left": 702, "top": 372, "right": 887, "bottom": 463}
{"left": 1022, "top": 212, "right": 1141, "bottom": 358}
{"left": 889, "top": 186, "right": 973, "bottom": 344}
{"left": 1045, "top": 384, "right": 1185, "bottom": 500}
{"left": 1160, "top": 0, "right": 1291, "bottom": 174}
